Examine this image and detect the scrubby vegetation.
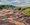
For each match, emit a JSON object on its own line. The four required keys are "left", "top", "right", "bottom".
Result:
{"left": 0, "top": 5, "right": 3, "bottom": 10}
{"left": 4, "top": 5, "right": 9, "bottom": 10}
{"left": 0, "top": 5, "right": 15, "bottom": 10}
{"left": 14, "top": 7, "right": 21, "bottom": 10}
{"left": 0, "top": 5, "right": 30, "bottom": 16}
{"left": 21, "top": 7, "right": 30, "bottom": 16}
{"left": 0, "top": 5, "right": 9, "bottom": 10}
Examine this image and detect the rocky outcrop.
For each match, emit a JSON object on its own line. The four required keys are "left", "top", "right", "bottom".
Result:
{"left": 0, "top": 9, "right": 30, "bottom": 25}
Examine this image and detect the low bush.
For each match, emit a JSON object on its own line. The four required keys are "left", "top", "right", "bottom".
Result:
{"left": 21, "top": 8, "right": 30, "bottom": 16}
{"left": 14, "top": 7, "right": 21, "bottom": 10}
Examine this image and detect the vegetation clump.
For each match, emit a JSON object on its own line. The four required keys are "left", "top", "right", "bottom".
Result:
{"left": 4, "top": 5, "right": 9, "bottom": 10}
{"left": 0, "top": 5, "right": 3, "bottom": 10}
{"left": 21, "top": 7, "right": 30, "bottom": 16}
{"left": 14, "top": 7, "right": 21, "bottom": 10}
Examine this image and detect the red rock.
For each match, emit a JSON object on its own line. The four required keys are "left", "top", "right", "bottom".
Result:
{"left": 14, "top": 22, "right": 25, "bottom": 25}
{"left": 26, "top": 19, "right": 30, "bottom": 23}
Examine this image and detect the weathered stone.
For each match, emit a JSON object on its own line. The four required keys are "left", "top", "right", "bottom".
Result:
{"left": 26, "top": 19, "right": 30, "bottom": 23}
{"left": 14, "top": 22, "right": 25, "bottom": 25}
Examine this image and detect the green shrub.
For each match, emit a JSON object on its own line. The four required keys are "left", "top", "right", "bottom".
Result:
{"left": 21, "top": 8, "right": 30, "bottom": 16}
{"left": 0, "top": 6, "right": 3, "bottom": 10}
{"left": 4, "top": 5, "right": 9, "bottom": 10}
{"left": 14, "top": 7, "right": 21, "bottom": 10}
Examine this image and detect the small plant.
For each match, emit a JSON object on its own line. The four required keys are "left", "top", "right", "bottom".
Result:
{"left": 4, "top": 18, "right": 8, "bottom": 23}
